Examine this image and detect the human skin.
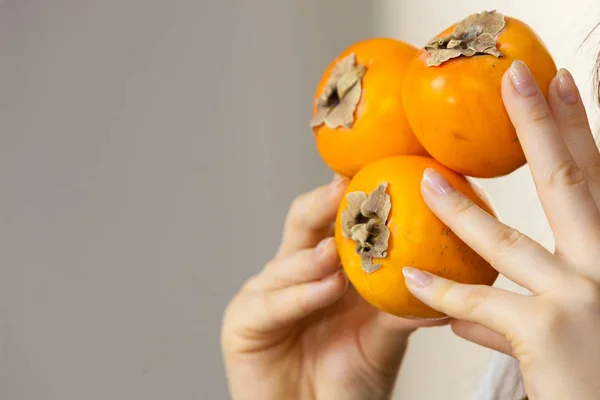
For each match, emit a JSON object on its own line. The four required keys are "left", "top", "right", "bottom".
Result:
{"left": 220, "top": 174, "right": 445, "bottom": 400}
{"left": 404, "top": 61, "right": 600, "bottom": 400}
{"left": 221, "top": 60, "right": 600, "bottom": 400}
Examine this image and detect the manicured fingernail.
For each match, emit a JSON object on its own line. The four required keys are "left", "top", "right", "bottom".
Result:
{"left": 403, "top": 267, "right": 433, "bottom": 288}
{"left": 556, "top": 69, "right": 579, "bottom": 105}
{"left": 508, "top": 60, "right": 538, "bottom": 97}
{"left": 315, "top": 237, "right": 332, "bottom": 256}
{"left": 422, "top": 168, "right": 454, "bottom": 194}
{"left": 325, "top": 174, "right": 347, "bottom": 198}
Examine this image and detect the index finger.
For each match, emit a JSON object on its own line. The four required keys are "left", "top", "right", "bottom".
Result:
{"left": 502, "top": 61, "right": 600, "bottom": 248}
{"left": 402, "top": 267, "right": 522, "bottom": 336}
{"left": 421, "top": 168, "right": 566, "bottom": 294}
{"left": 276, "top": 175, "right": 348, "bottom": 257}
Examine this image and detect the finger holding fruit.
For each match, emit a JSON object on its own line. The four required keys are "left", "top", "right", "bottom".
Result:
{"left": 334, "top": 155, "right": 499, "bottom": 319}
{"left": 310, "top": 9, "right": 600, "bottom": 399}
{"left": 404, "top": 59, "right": 600, "bottom": 399}
{"left": 221, "top": 175, "right": 447, "bottom": 400}
{"left": 311, "top": 10, "right": 551, "bottom": 320}
{"left": 221, "top": 8, "right": 600, "bottom": 400}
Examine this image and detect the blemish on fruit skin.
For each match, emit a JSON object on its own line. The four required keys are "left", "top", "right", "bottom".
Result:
{"left": 453, "top": 132, "right": 469, "bottom": 141}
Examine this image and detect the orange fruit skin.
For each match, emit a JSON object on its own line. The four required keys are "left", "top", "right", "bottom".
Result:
{"left": 335, "top": 155, "right": 499, "bottom": 319}
{"left": 313, "top": 38, "right": 428, "bottom": 178}
{"left": 402, "top": 16, "right": 558, "bottom": 178}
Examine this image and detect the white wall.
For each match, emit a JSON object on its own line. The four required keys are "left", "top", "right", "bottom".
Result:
{"left": 374, "top": 1, "right": 600, "bottom": 399}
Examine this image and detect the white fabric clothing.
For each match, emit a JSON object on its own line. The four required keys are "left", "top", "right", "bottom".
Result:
{"left": 471, "top": 351, "right": 527, "bottom": 400}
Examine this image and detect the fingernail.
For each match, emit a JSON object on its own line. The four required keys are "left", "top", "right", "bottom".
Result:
{"left": 333, "top": 269, "right": 348, "bottom": 284}
{"left": 315, "top": 237, "right": 332, "bottom": 256}
{"left": 325, "top": 174, "right": 347, "bottom": 198}
{"left": 422, "top": 168, "right": 454, "bottom": 194}
{"left": 310, "top": 270, "right": 347, "bottom": 298}
{"left": 319, "top": 269, "right": 346, "bottom": 286}
{"left": 508, "top": 60, "right": 538, "bottom": 97}
{"left": 339, "top": 270, "right": 350, "bottom": 291}
{"left": 332, "top": 173, "right": 345, "bottom": 184}
{"left": 556, "top": 69, "right": 579, "bottom": 105}
{"left": 403, "top": 267, "right": 433, "bottom": 288}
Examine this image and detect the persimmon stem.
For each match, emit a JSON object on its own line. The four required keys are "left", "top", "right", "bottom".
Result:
{"left": 310, "top": 53, "right": 366, "bottom": 129}
{"left": 425, "top": 10, "right": 506, "bottom": 67}
{"left": 340, "top": 183, "right": 391, "bottom": 273}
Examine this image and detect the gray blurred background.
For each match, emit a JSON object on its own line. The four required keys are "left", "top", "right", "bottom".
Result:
{"left": 1, "top": 1, "right": 599, "bottom": 399}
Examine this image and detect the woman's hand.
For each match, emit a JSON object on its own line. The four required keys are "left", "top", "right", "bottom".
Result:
{"left": 221, "top": 175, "right": 445, "bottom": 400}
{"left": 404, "top": 61, "right": 600, "bottom": 400}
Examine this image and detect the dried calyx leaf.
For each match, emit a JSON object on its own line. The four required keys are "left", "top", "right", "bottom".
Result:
{"left": 310, "top": 53, "right": 366, "bottom": 129}
{"left": 425, "top": 10, "right": 506, "bottom": 67}
{"left": 341, "top": 183, "right": 391, "bottom": 273}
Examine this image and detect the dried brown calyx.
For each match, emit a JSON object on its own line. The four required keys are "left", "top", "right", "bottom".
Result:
{"left": 425, "top": 10, "right": 506, "bottom": 67}
{"left": 341, "top": 183, "right": 391, "bottom": 273}
{"left": 310, "top": 53, "right": 366, "bottom": 129}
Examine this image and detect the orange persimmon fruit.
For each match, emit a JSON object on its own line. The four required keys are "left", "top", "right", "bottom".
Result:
{"left": 402, "top": 10, "right": 557, "bottom": 178}
{"left": 310, "top": 38, "right": 428, "bottom": 178}
{"left": 335, "top": 155, "right": 499, "bottom": 319}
